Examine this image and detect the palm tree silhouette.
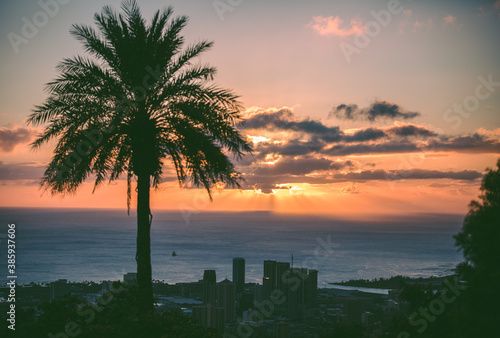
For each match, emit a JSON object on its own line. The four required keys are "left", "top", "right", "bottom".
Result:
{"left": 28, "top": 0, "right": 251, "bottom": 312}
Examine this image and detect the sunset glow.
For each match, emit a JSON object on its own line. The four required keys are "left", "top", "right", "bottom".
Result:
{"left": 1, "top": 0, "right": 499, "bottom": 219}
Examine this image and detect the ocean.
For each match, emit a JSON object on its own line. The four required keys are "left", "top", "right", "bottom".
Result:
{"left": 0, "top": 208, "right": 465, "bottom": 287}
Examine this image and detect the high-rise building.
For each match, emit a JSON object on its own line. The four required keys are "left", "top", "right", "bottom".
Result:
{"left": 203, "top": 270, "right": 217, "bottom": 305}
{"left": 306, "top": 269, "right": 318, "bottom": 308}
{"left": 193, "top": 304, "right": 224, "bottom": 331}
{"left": 285, "top": 268, "right": 318, "bottom": 320}
{"left": 123, "top": 273, "right": 137, "bottom": 286}
{"left": 254, "top": 283, "right": 263, "bottom": 303}
{"left": 276, "top": 262, "right": 290, "bottom": 292}
{"left": 237, "top": 290, "right": 254, "bottom": 315}
{"left": 210, "top": 306, "right": 225, "bottom": 331}
{"left": 264, "top": 260, "right": 277, "bottom": 288}
{"left": 273, "top": 321, "right": 290, "bottom": 338}
{"left": 193, "top": 305, "right": 208, "bottom": 327}
{"left": 232, "top": 257, "right": 245, "bottom": 294}
{"left": 50, "top": 279, "right": 70, "bottom": 300}
{"left": 216, "top": 281, "right": 236, "bottom": 323}
{"left": 286, "top": 268, "right": 306, "bottom": 320}
{"left": 263, "top": 275, "right": 273, "bottom": 302}
{"left": 263, "top": 260, "right": 277, "bottom": 300}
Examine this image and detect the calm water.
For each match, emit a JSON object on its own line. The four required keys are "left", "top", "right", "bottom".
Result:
{"left": 0, "top": 208, "right": 464, "bottom": 287}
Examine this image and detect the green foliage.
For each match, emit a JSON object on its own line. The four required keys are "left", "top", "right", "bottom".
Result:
{"left": 455, "top": 159, "right": 500, "bottom": 282}
{"left": 453, "top": 159, "right": 500, "bottom": 337}
{"left": 318, "top": 322, "right": 367, "bottom": 338}
{"left": 7, "top": 286, "right": 220, "bottom": 338}
{"left": 388, "top": 160, "right": 500, "bottom": 338}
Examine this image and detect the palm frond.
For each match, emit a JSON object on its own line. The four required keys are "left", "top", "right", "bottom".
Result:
{"left": 30, "top": 0, "right": 251, "bottom": 202}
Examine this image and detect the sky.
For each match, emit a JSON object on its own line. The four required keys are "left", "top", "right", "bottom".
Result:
{"left": 0, "top": 0, "right": 499, "bottom": 218}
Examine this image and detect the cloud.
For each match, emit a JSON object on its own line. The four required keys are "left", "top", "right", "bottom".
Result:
{"left": 494, "top": 1, "right": 500, "bottom": 18}
{"left": 478, "top": 2, "right": 500, "bottom": 17}
{"left": 241, "top": 107, "right": 343, "bottom": 142}
{"left": 307, "top": 16, "right": 365, "bottom": 37}
{"left": 245, "top": 108, "right": 499, "bottom": 159}
{"left": 433, "top": 134, "right": 500, "bottom": 153}
{"left": 342, "top": 183, "right": 360, "bottom": 194}
{"left": 0, "top": 162, "right": 45, "bottom": 181}
{"left": 323, "top": 141, "right": 420, "bottom": 156}
{"left": 343, "top": 128, "right": 387, "bottom": 142}
{"left": 413, "top": 19, "right": 433, "bottom": 32}
{"left": 386, "top": 124, "right": 437, "bottom": 138}
{"left": 254, "top": 138, "right": 326, "bottom": 157}
{"left": 242, "top": 167, "right": 483, "bottom": 194}
{"left": 478, "top": 6, "right": 489, "bottom": 17}
{"left": 476, "top": 128, "right": 500, "bottom": 138}
{"left": 323, "top": 135, "right": 500, "bottom": 157}
{"left": 0, "top": 126, "right": 36, "bottom": 152}
{"left": 234, "top": 107, "right": 498, "bottom": 192}
{"left": 442, "top": 14, "right": 457, "bottom": 27}
{"left": 254, "top": 157, "right": 334, "bottom": 176}
{"left": 333, "top": 169, "right": 483, "bottom": 182}
{"left": 330, "top": 101, "right": 420, "bottom": 122}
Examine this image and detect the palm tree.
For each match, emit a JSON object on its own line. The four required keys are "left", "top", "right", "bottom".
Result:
{"left": 27, "top": 0, "right": 251, "bottom": 312}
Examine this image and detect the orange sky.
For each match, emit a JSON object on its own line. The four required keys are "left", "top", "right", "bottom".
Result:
{"left": 1, "top": 0, "right": 500, "bottom": 218}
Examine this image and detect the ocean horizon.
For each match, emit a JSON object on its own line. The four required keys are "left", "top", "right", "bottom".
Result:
{"left": 0, "top": 208, "right": 465, "bottom": 288}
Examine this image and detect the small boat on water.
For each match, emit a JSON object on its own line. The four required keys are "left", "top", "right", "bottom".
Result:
{"left": 172, "top": 251, "right": 177, "bottom": 257}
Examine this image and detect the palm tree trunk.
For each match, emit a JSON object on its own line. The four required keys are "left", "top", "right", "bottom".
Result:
{"left": 136, "top": 172, "right": 154, "bottom": 312}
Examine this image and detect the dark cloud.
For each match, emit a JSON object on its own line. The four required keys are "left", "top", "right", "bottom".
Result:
{"left": 255, "top": 134, "right": 500, "bottom": 157}
{"left": 389, "top": 169, "right": 483, "bottom": 181}
{"left": 0, "top": 126, "right": 35, "bottom": 152}
{"left": 324, "top": 141, "right": 420, "bottom": 156}
{"left": 342, "top": 125, "right": 436, "bottom": 143}
{"left": 234, "top": 107, "right": 497, "bottom": 190}
{"left": 240, "top": 109, "right": 294, "bottom": 130}
{"left": 434, "top": 134, "right": 500, "bottom": 153}
{"left": 254, "top": 138, "right": 326, "bottom": 158}
{"left": 242, "top": 168, "right": 482, "bottom": 194}
{"left": 387, "top": 125, "right": 437, "bottom": 138}
{"left": 333, "top": 169, "right": 483, "bottom": 182}
{"left": 254, "top": 157, "right": 333, "bottom": 176}
{"left": 344, "top": 128, "right": 387, "bottom": 142}
{"left": 0, "top": 162, "right": 45, "bottom": 181}
{"left": 241, "top": 108, "right": 343, "bottom": 142}
{"left": 254, "top": 157, "right": 352, "bottom": 176}
{"left": 330, "top": 101, "right": 420, "bottom": 122}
